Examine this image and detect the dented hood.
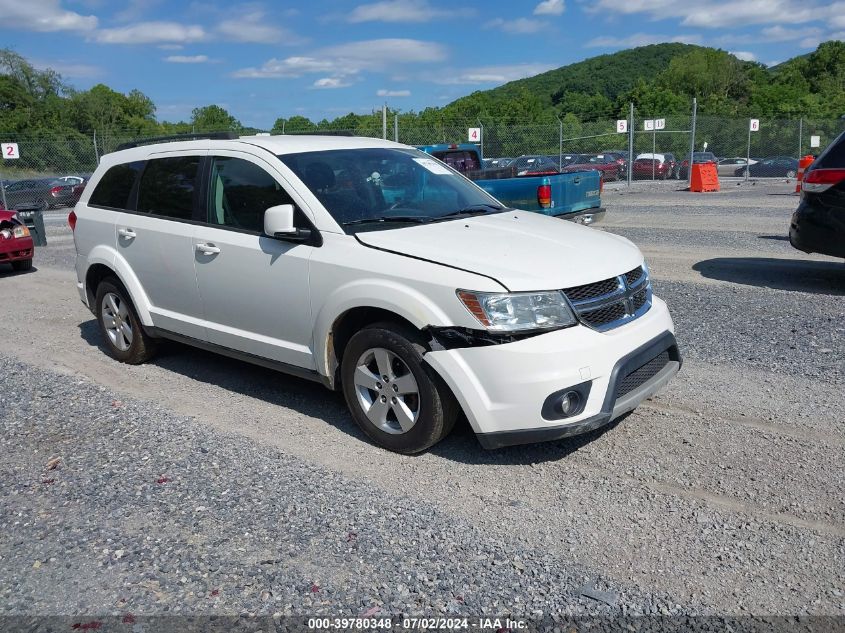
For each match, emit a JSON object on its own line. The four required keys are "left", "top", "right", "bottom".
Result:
{"left": 355, "top": 211, "right": 644, "bottom": 291}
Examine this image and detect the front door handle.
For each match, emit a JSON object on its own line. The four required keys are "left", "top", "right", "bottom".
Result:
{"left": 196, "top": 243, "right": 221, "bottom": 255}
{"left": 118, "top": 228, "right": 136, "bottom": 238}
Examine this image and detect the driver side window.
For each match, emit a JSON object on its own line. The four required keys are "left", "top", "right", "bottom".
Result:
{"left": 208, "top": 157, "right": 294, "bottom": 233}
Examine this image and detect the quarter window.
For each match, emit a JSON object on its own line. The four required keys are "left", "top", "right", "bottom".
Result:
{"left": 137, "top": 156, "right": 200, "bottom": 220}
{"left": 89, "top": 161, "right": 144, "bottom": 210}
{"left": 207, "top": 157, "right": 294, "bottom": 233}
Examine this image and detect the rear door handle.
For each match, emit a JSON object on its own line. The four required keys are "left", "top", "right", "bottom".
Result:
{"left": 118, "top": 228, "right": 136, "bottom": 238}
{"left": 196, "top": 243, "right": 221, "bottom": 255}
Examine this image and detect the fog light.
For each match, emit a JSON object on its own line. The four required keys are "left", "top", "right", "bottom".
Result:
{"left": 557, "top": 391, "right": 580, "bottom": 416}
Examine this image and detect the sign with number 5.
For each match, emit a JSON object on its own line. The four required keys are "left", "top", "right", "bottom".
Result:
{"left": 2, "top": 143, "right": 20, "bottom": 159}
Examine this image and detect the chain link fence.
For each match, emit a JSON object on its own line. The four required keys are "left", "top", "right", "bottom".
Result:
{"left": 2, "top": 108, "right": 843, "bottom": 196}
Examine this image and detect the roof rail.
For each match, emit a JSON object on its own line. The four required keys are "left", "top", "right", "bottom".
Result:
{"left": 115, "top": 131, "right": 240, "bottom": 151}
{"left": 283, "top": 130, "right": 355, "bottom": 136}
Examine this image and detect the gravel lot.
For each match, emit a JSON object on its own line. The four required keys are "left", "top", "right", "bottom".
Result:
{"left": 1, "top": 181, "right": 843, "bottom": 622}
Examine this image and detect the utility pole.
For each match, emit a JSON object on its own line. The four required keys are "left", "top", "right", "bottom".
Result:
{"left": 382, "top": 103, "right": 387, "bottom": 140}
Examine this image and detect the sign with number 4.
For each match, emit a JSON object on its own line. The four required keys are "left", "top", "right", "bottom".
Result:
{"left": 468, "top": 128, "right": 481, "bottom": 142}
{"left": 749, "top": 119, "right": 760, "bottom": 132}
{"left": 2, "top": 143, "right": 19, "bottom": 159}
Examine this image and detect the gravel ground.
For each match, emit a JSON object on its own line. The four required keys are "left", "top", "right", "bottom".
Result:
{"left": 1, "top": 182, "right": 843, "bottom": 622}
{"left": 0, "top": 354, "right": 681, "bottom": 619}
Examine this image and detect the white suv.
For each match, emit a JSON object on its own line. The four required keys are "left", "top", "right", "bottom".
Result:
{"left": 71, "top": 133, "right": 680, "bottom": 453}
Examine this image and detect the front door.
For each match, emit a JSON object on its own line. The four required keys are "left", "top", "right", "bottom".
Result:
{"left": 191, "top": 152, "right": 316, "bottom": 369}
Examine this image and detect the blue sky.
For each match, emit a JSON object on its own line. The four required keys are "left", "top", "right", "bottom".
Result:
{"left": 1, "top": 0, "right": 843, "bottom": 128}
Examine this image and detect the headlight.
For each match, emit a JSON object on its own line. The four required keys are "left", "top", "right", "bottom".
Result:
{"left": 12, "top": 225, "right": 30, "bottom": 238}
{"left": 457, "top": 290, "right": 577, "bottom": 332}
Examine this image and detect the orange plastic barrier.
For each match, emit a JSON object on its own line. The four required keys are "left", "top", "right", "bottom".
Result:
{"left": 795, "top": 155, "right": 815, "bottom": 193}
{"left": 690, "top": 163, "right": 720, "bottom": 192}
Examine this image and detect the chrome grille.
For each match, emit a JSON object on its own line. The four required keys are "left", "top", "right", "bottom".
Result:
{"left": 562, "top": 266, "right": 652, "bottom": 331}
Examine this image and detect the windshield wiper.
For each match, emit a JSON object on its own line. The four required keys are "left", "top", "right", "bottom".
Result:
{"left": 342, "top": 215, "right": 433, "bottom": 226}
{"left": 435, "top": 204, "right": 506, "bottom": 220}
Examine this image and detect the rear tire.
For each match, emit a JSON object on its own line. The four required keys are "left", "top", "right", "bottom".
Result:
{"left": 95, "top": 278, "right": 157, "bottom": 365}
{"left": 786, "top": 169, "right": 796, "bottom": 178}
{"left": 341, "top": 322, "right": 458, "bottom": 454}
{"left": 11, "top": 258, "right": 32, "bottom": 272}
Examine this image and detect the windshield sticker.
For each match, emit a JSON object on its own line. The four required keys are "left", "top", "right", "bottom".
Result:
{"left": 413, "top": 158, "right": 453, "bottom": 175}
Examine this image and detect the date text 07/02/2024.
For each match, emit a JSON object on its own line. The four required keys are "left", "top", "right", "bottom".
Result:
{"left": 306, "top": 617, "right": 529, "bottom": 630}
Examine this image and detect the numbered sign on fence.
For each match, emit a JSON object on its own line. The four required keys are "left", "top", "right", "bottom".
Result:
{"left": 616, "top": 119, "right": 628, "bottom": 133}
{"left": 643, "top": 120, "right": 654, "bottom": 131}
{"left": 1, "top": 143, "right": 20, "bottom": 159}
{"left": 810, "top": 135, "right": 821, "bottom": 148}
{"left": 468, "top": 128, "right": 481, "bottom": 142}
{"left": 655, "top": 118, "right": 666, "bottom": 130}
{"left": 749, "top": 119, "right": 760, "bottom": 132}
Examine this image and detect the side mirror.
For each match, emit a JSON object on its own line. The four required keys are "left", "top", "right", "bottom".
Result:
{"left": 264, "top": 204, "right": 296, "bottom": 236}
{"left": 264, "top": 203, "right": 314, "bottom": 243}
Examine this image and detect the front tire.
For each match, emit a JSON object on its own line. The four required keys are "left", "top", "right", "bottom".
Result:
{"left": 95, "top": 278, "right": 157, "bottom": 364}
{"left": 341, "top": 322, "right": 458, "bottom": 454}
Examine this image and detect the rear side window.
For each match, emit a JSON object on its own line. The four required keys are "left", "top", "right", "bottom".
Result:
{"left": 137, "top": 156, "right": 200, "bottom": 220}
{"left": 89, "top": 162, "right": 144, "bottom": 209}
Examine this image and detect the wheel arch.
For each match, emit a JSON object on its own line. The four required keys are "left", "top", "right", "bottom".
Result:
{"left": 83, "top": 247, "right": 154, "bottom": 326}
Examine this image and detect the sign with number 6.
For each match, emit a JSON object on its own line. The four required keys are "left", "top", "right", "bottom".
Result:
{"left": 1, "top": 143, "right": 20, "bottom": 159}
{"left": 749, "top": 119, "right": 759, "bottom": 132}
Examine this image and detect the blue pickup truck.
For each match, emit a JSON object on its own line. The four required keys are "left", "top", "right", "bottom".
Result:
{"left": 417, "top": 144, "right": 605, "bottom": 224}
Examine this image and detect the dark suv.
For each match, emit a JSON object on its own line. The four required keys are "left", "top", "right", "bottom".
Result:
{"left": 789, "top": 131, "right": 845, "bottom": 259}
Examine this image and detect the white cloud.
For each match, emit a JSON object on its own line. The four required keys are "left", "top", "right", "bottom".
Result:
{"left": 93, "top": 21, "right": 206, "bottom": 44}
{"left": 313, "top": 77, "right": 352, "bottom": 89}
{"left": 347, "top": 0, "right": 471, "bottom": 23}
{"left": 730, "top": 50, "right": 757, "bottom": 61}
{"left": 423, "top": 63, "right": 554, "bottom": 85}
{"left": 164, "top": 55, "right": 210, "bottom": 63}
{"left": 215, "top": 11, "right": 306, "bottom": 45}
{"left": 534, "top": 0, "right": 564, "bottom": 15}
{"left": 800, "top": 35, "right": 823, "bottom": 48}
{"left": 586, "top": 33, "right": 702, "bottom": 48}
{"left": 759, "top": 25, "right": 823, "bottom": 42}
{"left": 377, "top": 89, "right": 411, "bottom": 96}
{"left": 586, "top": 0, "right": 825, "bottom": 28}
{"left": 31, "top": 58, "right": 102, "bottom": 78}
{"left": 485, "top": 17, "right": 547, "bottom": 34}
{"left": 0, "top": 0, "right": 97, "bottom": 32}
{"left": 233, "top": 39, "right": 447, "bottom": 79}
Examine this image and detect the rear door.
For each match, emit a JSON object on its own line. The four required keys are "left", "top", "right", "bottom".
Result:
{"left": 191, "top": 151, "right": 316, "bottom": 369}
{"left": 116, "top": 152, "right": 207, "bottom": 339}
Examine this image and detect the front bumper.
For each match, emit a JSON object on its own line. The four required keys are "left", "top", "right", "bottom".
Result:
{"left": 0, "top": 236, "right": 34, "bottom": 263}
{"left": 424, "top": 297, "right": 679, "bottom": 449}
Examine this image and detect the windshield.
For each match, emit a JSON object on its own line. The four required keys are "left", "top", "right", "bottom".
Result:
{"left": 278, "top": 147, "right": 504, "bottom": 232}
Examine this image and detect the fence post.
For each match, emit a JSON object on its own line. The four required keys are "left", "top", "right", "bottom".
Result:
{"left": 627, "top": 102, "right": 634, "bottom": 186}
{"left": 688, "top": 98, "right": 697, "bottom": 186}
{"left": 746, "top": 119, "right": 752, "bottom": 182}
{"left": 394, "top": 114, "right": 399, "bottom": 143}
{"left": 798, "top": 117, "right": 803, "bottom": 158}
{"left": 558, "top": 117, "right": 563, "bottom": 169}
{"left": 93, "top": 130, "right": 100, "bottom": 165}
{"left": 478, "top": 120, "right": 484, "bottom": 158}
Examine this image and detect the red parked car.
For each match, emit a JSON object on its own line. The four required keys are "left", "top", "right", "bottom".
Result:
{"left": 632, "top": 153, "right": 678, "bottom": 180}
{"left": 561, "top": 154, "right": 622, "bottom": 181}
{"left": 0, "top": 209, "right": 34, "bottom": 272}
